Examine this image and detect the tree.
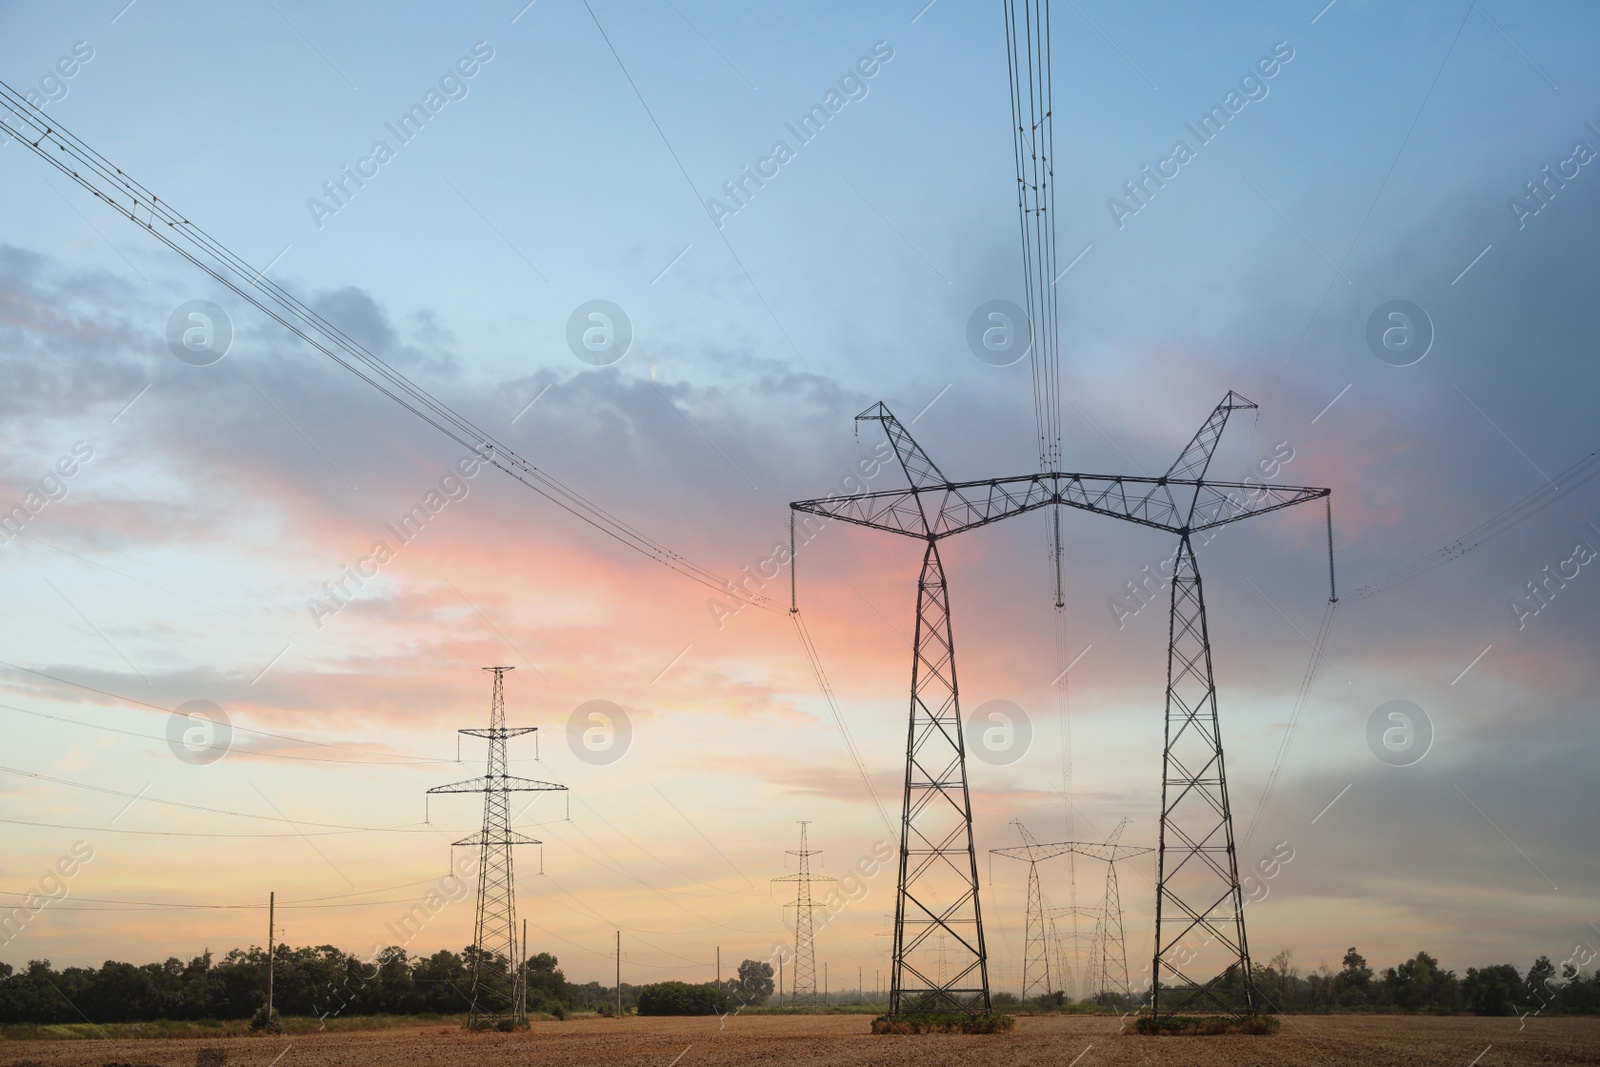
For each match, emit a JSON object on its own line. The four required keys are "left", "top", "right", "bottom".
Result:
{"left": 1255, "top": 949, "right": 1304, "bottom": 1011}
{"left": 1384, "top": 951, "right": 1458, "bottom": 1012}
{"left": 523, "top": 952, "right": 571, "bottom": 1014}
{"left": 1464, "top": 964, "right": 1522, "bottom": 1016}
{"left": 636, "top": 981, "right": 731, "bottom": 1016}
{"left": 82, "top": 960, "right": 157, "bottom": 1022}
{"left": 1335, "top": 947, "right": 1373, "bottom": 1007}
{"left": 736, "top": 959, "right": 774, "bottom": 1005}
{"left": 411, "top": 949, "right": 470, "bottom": 1013}
{"left": 1526, "top": 956, "right": 1559, "bottom": 1013}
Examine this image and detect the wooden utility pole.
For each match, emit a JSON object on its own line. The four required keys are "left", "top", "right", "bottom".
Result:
{"left": 824, "top": 962, "right": 828, "bottom": 1006}
{"left": 716, "top": 945, "right": 720, "bottom": 988}
{"left": 266, "top": 891, "right": 275, "bottom": 1022}
{"left": 615, "top": 930, "right": 622, "bottom": 1018}
{"left": 520, "top": 919, "right": 528, "bottom": 1022}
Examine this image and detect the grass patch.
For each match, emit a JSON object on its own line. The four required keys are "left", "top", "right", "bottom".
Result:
{"left": 871, "top": 1012, "right": 1015, "bottom": 1035}
{"left": 0, "top": 1013, "right": 468, "bottom": 1042}
{"left": 1131, "top": 1014, "right": 1281, "bottom": 1036}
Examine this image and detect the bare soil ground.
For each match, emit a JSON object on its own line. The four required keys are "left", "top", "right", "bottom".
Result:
{"left": 2, "top": 1012, "right": 1597, "bottom": 1067}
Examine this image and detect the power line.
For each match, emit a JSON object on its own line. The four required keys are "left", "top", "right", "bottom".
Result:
{"left": 0, "top": 700, "right": 456, "bottom": 768}
{"left": 1351, "top": 440, "right": 1600, "bottom": 600}
{"left": 1004, "top": 0, "right": 1063, "bottom": 473}
{"left": 789, "top": 611, "right": 895, "bottom": 837}
{"left": 0, "top": 659, "right": 454, "bottom": 765}
{"left": 0, "top": 878, "right": 445, "bottom": 911}
{"left": 0, "top": 78, "right": 774, "bottom": 613}
{"left": 1240, "top": 600, "right": 1339, "bottom": 848}
{"left": 0, "top": 763, "right": 428, "bottom": 833}
{"left": 9, "top": 517, "right": 478, "bottom": 673}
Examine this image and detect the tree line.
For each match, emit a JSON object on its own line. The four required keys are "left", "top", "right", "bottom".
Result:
{"left": 0, "top": 945, "right": 607, "bottom": 1024}
{"left": 1016, "top": 948, "right": 1600, "bottom": 1018}
{"left": 0, "top": 944, "right": 1592, "bottom": 1023}
{"left": 1252, "top": 948, "right": 1600, "bottom": 1016}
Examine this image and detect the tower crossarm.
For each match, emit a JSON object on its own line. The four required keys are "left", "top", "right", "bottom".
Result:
{"left": 772, "top": 873, "right": 838, "bottom": 886}
{"left": 793, "top": 475, "right": 1327, "bottom": 541}
{"left": 459, "top": 726, "right": 538, "bottom": 739}
{"left": 857, "top": 403, "right": 949, "bottom": 490}
{"left": 427, "top": 775, "right": 568, "bottom": 794}
{"left": 1166, "top": 391, "right": 1256, "bottom": 483}
{"left": 1186, "top": 482, "right": 1330, "bottom": 535}
{"left": 991, "top": 841, "right": 1153, "bottom": 863}
{"left": 451, "top": 828, "right": 544, "bottom": 847}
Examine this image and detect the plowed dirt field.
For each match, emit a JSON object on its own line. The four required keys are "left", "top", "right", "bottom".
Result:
{"left": 3, "top": 1012, "right": 1597, "bottom": 1067}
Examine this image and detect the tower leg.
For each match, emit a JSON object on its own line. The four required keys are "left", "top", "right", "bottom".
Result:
{"left": 469, "top": 668, "right": 520, "bottom": 1028}
{"left": 1022, "top": 862, "right": 1050, "bottom": 1003}
{"left": 1152, "top": 536, "right": 1253, "bottom": 1017}
{"left": 1105, "top": 860, "right": 1128, "bottom": 1001}
{"left": 793, "top": 823, "right": 819, "bottom": 1004}
{"left": 890, "top": 539, "right": 990, "bottom": 1015}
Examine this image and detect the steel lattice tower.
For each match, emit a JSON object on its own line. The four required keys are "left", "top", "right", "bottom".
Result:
{"left": 993, "top": 821, "right": 1151, "bottom": 1005}
{"left": 1086, "top": 819, "right": 1138, "bottom": 1002}
{"left": 1021, "top": 851, "right": 1049, "bottom": 1000}
{"left": 772, "top": 821, "right": 834, "bottom": 1006}
{"left": 795, "top": 393, "right": 1333, "bottom": 1019}
{"left": 1045, "top": 907, "right": 1092, "bottom": 999}
{"left": 988, "top": 821, "right": 1059, "bottom": 1003}
{"left": 794, "top": 404, "right": 991, "bottom": 1016}
{"left": 428, "top": 667, "right": 566, "bottom": 1028}
{"left": 1154, "top": 532, "right": 1252, "bottom": 1014}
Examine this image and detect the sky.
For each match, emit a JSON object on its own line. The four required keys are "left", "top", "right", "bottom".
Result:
{"left": 0, "top": 0, "right": 1597, "bottom": 998}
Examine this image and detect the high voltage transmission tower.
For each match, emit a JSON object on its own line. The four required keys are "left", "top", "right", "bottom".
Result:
{"left": 988, "top": 821, "right": 1062, "bottom": 1004}
{"left": 1045, "top": 902, "right": 1097, "bottom": 1000}
{"left": 794, "top": 405, "right": 992, "bottom": 1017}
{"left": 793, "top": 393, "right": 1333, "bottom": 1019}
{"left": 428, "top": 667, "right": 566, "bottom": 1028}
{"left": 772, "top": 822, "right": 834, "bottom": 1007}
{"left": 1077, "top": 819, "right": 1146, "bottom": 1003}
{"left": 991, "top": 819, "right": 1152, "bottom": 1005}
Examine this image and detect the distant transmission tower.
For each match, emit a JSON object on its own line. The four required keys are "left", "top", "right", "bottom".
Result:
{"left": 772, "top": 822, "right": 834, "bottom": 1007}
{"left": 429, "top": 667, "right": 566, "bottom": 1028}
{"left": 994, "top": 821, "right": 1152, "bottom": 1006}
{"left": 1046, "top": 902, "right": 1098, "bottom": 1000}
{"left": 1094, "top": 819, "right": 1136, "bottom": 1001}
{"left": 987, "top": 821, "right": 1060, "bottom": 1003}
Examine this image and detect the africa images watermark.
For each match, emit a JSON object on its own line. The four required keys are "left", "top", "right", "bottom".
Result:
{"left": 307, "top": 447, "right": 493, "bottom": 628}
{"left": 1509, "top": 526, "right": 1596, "bottom": 630}
{"left": 13, "top": 40, "right": 94, "bottom": 112}
{"left": 1508, "top": 119, "right": 1600, "bottom": 231}
{"left": 315, "top": 853, "right": 479, "bottom": 1025}
{"left": 306, "top": 41, "right": 496, "bottom": 230}
{"left": 0, "top": 441, "right": 96, "bottom": 547}
{"left": 1108, "top": 40, "right": 1296, "bottom": 230}
{"left": 0, "top": 841, "right": 95, "bottom": 947}
{"left": 706, "top": 41, "right": 896, "bottom": 228}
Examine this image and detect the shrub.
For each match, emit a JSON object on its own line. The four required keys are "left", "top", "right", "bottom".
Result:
{"left": 1132, "top": 1014, "right": 1280, "bottom": 1036}
{"left": 635, "top": 982, "right": 732, "bottom": 1016}
{"left": 871, "top": 1012, "right": 1015, "bottom": 1034}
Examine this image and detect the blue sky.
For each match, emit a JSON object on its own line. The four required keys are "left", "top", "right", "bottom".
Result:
{"left": 0, "top": 0, "right": 1597, "bottom": 996}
